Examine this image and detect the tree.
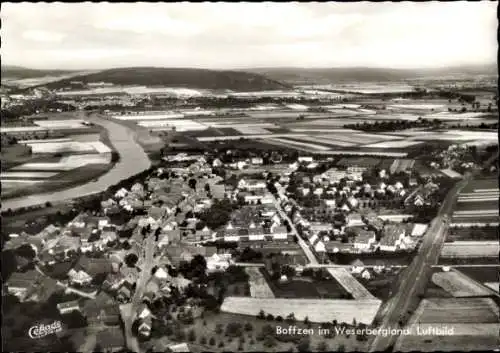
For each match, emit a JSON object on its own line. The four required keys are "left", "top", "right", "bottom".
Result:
{"left": 225, "top": 322, "right": 243, "bottom": 337}
{"left": 200, "top": 336, "right": 207, "bottom": 345}
{"left": 15, "top": 244, "right": 36, "bottom": 260}
{"left": 188, "top": 329, "right": 196, "bottom": 342}
{"left": 244, "top": 322, "right": 253, "bottom": 332}
{"left": 266, "top": 314, "right": 275, "bottom": 321}
{"left": 215, "top": 323, "right": 224, "bottom": 334}
{"left": 209, "top": 337, "right": 216, "bottom": 346}
{"left": 297, "top": 337, "right": 310, "bottom": 352}
{"left": 304, "top": 316, "right": 310, "bottom": 326}
{"left": 317, "top": 341, "right": 329, "bottom": 352}
{"left": 257, "top": 309, "right": 265, "bottom": 320}
{"left": 286, "top": 313, "right": 296, "bottom": 323}
{"left": 188, "top": 178, "right": 197, "bottom": 190}
{"left": 205, "top": 183, "right": 211, "bottom": 193}
{"left": 125, "top": 253, "right": 138, "bottom": 267}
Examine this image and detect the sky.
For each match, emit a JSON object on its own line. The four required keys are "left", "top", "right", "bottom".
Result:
{"left": 2, "top": 2, "right": 498, "bottom": 70}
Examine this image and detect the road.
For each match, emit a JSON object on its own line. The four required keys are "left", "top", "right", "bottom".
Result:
{"left": 2, "top": 112, "right": 151, "bottom": 211}
{"left": 369, "top": 156, "right": 498, "bottom": 352}
{"left": 122, "top": 235, "right": 156, "bottom": 353}
{"left": 273, "top": 193, "right": 318, "bottom": 265}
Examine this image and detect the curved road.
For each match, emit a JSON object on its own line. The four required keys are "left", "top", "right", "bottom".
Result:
{"left": 1, "top": 113, "right": 151, "bottom": 211}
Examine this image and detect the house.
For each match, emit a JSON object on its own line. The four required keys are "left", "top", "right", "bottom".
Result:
{"left": 238, "top": 178, "right": 267, "bottom": 191}
{"left": 116, "top": 281, "right": 135, "bottom": 303}
{"left": 6, "top": 270, "right": 40, "bottom": 300}
{"left": 353, "top": 229, "right": 377, "bottom": 251}
{"left": 102, "top": 272, "right": 126, "bottom": 292}
{"left": 379, "top": 224, "right": 408, "bottom": 252}
{"left": 411, "top": 223, "right": 428, "bottom": 237}
{"left": 314, "top": 240, "right": 326, "bottom": 253}
{"left": 206, "top": 253, "right": 231, "bottom": 273}
{"left": 168, "top": 343, "right": 191, "bottom": 353}
{"left": 154, "top": 267, "right": 170, "bottom": 280}
{"left": 138, "top": 317, "right": 153, "bottom": 337}
{"left": 351, "top": 259, "right": 365, "bottom": 274}
{"left": 57, "top": 300, "right": 81, "bottom": 315}
{"left": 298, "top": 156, "right": 313, "bottom": 163}
{"left": 96, "top": 327, "right": 126, "bottom": 353}
{"left": 75, "top": 256, "right": 113, "bottom": 277}
{"left": 271, "top": 225, "right": 288, "bottom": 240}
{"left": 362, "top": 214, "right": 385, "bottom": 234}
{"left": 67, "top": 268, "right": 93, "bottom": 286}
{"left": 251, "top": 157, "right": 264, "bottom": 165}
{"left": 361, "top": 269, "right": 372, "bottom": 280}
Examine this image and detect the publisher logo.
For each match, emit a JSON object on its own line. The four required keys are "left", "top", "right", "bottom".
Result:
{"left": 28, "top": 321, "right": 63, "bottom": 339}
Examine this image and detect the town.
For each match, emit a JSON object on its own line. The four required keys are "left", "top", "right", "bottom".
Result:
{"left": 1, "top": 2, "right": 499, "bottom": 353}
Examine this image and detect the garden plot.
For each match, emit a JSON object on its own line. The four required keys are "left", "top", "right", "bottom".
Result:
{"left": 34, "top": 119, "right": 87, "bottom": 128}
{"left": 431, "top": 271, "right": 492, "bottom": 297}
{"left": 326, "top": 268, "right": 377, "bottom": 300}
{"left": 266, "top": 138, "right": 331, "bottom": 151}
{"left": 440, "top": 241, "right": 499, "bottom": 258}
{"left": 1, "top": 171, "right": 58, "bottom": 178}
{"left": 246, "top": 268, "right": 275, "bottom": 298}
{"left": 290, "top": 135, "right": 357, "bottom": 147}
{"left": 363, "top": 140, "right": 423, "bottom": 148}
{"left": 27, "top": 141, "right": 96, "bottom": 153}
{"left": 233, "top": 126, "right": 272, "bottom": 135}
{"left": 220, "top": 297, "right": 381, "bottom": 325}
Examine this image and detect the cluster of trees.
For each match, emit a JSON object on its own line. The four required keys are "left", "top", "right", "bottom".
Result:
{"left": 198, "top": 199, "right": 237, "bottom": 230}
{"left": 344, "top": 118, "right": 439, "bottom": 132}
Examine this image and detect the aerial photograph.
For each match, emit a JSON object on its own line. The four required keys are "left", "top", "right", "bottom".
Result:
{"left": 1, "top": 2, "right": 498, "bottom": 352}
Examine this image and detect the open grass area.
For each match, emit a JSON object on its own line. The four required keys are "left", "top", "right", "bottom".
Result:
{"left": 431, "top": 271, "right": 492, "bottom": 297}
{"left": 453, "top": 266, "right": 500, "bottom": 284}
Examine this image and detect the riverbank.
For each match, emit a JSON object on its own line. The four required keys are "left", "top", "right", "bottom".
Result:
{"left": 1, "top": 112, "right": 151, "bottom": 211}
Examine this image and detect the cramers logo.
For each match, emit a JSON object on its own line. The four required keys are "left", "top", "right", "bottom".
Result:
{"left": 28, "top": 321, "right": 63, "bottom": 339}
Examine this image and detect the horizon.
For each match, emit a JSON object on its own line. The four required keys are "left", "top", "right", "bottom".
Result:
{"left": 2, "top": 62, "right": 497, "bottom": 73}
{"left": 2, "top": 2, "right": 497, "bottom": 71}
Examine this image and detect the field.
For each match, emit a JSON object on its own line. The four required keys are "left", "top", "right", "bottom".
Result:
{"left": 447, "top": 226, "right": 498, "bottom": 241}
{"left": 431, "top": 271, "right": 492, "bottom": 297}
{"left": 395, "top": 297, "right": 500, "bottom": 351}
{"left": 440, "top": 241, "right": 499, "bottom": 258}
{"left": 220, "top": 297, "right": 382, "bottom": 325}
{"left": 452, "top": 180, "right": 499, "bottom": 225}
{"left": 260, "top": 270, "right": 352, "bottom": 300}
{"left": 326, "top": 268, "right": 377, "bottom": 300}
{"left": 453, "top": 266, "right": 500, "bottom": 284}
{"left": 162, "top": 311, "right": 367, "bottom": 353}
{"left": 246, "top": 268, "right": 275, "bottom": 298}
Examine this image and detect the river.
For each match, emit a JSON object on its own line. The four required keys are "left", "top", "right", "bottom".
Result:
{"left": 1, "top": 113, "right": 151, "bottom": 211}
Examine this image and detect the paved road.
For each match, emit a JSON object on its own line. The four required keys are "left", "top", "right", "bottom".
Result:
{"left": 122, "top": 235, "right": 156, "bottom": 353}
{"left": 369, "top": 157, "right": 498, "bottom": 352}
{"left": 273, "top": 193, "right": 319, "bottom": 265}
{"left": 2, "top": 112, "right": 151, "bottom": 211}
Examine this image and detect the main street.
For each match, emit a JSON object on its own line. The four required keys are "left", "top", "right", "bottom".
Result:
{"left": 273, "top": 192, "right": 319, "bottom": 265}
{"left": 122, "top": 235, "right": 156, "bottom": 353}
{"left": 369, "top": 155, "right": 498, "bottom": 352}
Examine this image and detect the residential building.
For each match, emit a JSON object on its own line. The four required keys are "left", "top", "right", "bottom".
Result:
{"left": 379, "top": 224, "right": 410, "bottom": 252}
{"left": 353, "top": 229, "right": 377, "bottom": 251}
{"left": 57, "top": 300, "right": 81, "bottom": 315}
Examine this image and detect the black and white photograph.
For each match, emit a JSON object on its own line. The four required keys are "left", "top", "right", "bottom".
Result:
{"left": 1, "top": 2, "right": 498, "bottom": 352}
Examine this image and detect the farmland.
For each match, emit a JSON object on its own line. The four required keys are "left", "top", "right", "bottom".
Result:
{"left": 220, "top": 297, "right": 382, "bottom": 325}
{"left": 431, "top": 271, "right": 492, "bottom": 297}
{"left": 440, "top": 241, "right": 499, "bottom": 258}
{"left": 395, "top": 297, "right": 500, "bottom": 351}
